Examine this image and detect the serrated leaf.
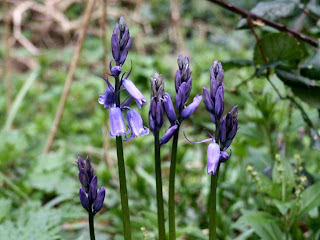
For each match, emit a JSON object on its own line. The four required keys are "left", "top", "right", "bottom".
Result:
{"left": 299, "top": 182, "right": 320, "bottom": 217}
{"left": 254, "top": 33, "right": 307, "bottom": 67}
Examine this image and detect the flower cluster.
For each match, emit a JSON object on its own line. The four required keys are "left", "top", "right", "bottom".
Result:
{"left": 98, "top": 17, "right": 149, "bottom": 140}
{"left": 78, "top": 156, "right": 105, "bottom": 215}
{"left": 160, "top": 54, "right": 202, "bottom": 145}
{"left": 199, "top": 60, "right": 238, "bottom": 175}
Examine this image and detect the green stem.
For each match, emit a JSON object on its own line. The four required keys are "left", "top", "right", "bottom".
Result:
{"left": 168, "top": 125, "right": 180, "bottom": 240}
{"left": 208, "top": 169, "right": 219, "bottom": 240}
{"left": 154, "top": 130, "right": 166, "bottom": 239}
{"left": 208, "top": 116, "right": 220, "bottom": 240}
{"left": 115, "top": 74, "right": 131, "bottom": 240}
{"left": 88, "top": 202, "right": 96, "bottom": 240}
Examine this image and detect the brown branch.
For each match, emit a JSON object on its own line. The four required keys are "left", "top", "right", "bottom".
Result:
{"left": 43, "top": 0, "right": 96, "bottom": 153}
{"left": 206, "top": 0, "right": 319, "bottom": 48}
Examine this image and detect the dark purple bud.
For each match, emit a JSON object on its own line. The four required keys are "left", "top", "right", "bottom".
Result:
{"left": 176, "top": 82, "right": 187, "bottom": 114}
{"left": 185, "top": 77, "right": 192, "bottom": 100}
{"left": 93, "top": 187, "right": 106, "bottom": 215}
{"left": 113, "top": 23, "right": 120, "bottom": 39}
{"left": 150, "top": 72, "right": 164, "bottom": 100}
{"left": 79, "top": 168, "right": 89, "bottom": 192}
{"left": 111, "top": 66, "right": 122, "bottom": 76}
{"left": 160, "top": 125, "right": 178, "bottom": 146}
{"left": 77, "top": 156, "right": 85, "bottom": 171}
{"left": 177, "top": 54, "right": 183, "bottom": 70}
{"left": 183, "top": 56, "right": 189, "bottom": 67}
{"left": 207, "top": 142, "right": 220, "bottom": 175}
{"left": 111, "top": 33, "right": 120, "bottom": 63}
{"left": 175, "top": 70, "right": 181, "bottom": 93}
{"left": 119, "top": 37, "right": 131, "bottom": 65}
{"left": 125, "top": 109, "right": 149, "bottom": 140}
{"left": 122, "top": 79, "right": 147, "bottom": 109}
{"left": 149, "top": 110, "right": 156, "bottom": 134}
{"left": 181, "top": 95, "right": 202, "bottom": 121}
{"left": 219, "top": 151, "right": 230, "bottom": 162}
{"left": 89, "top": 176, "right": 98, "bottom": 202}
{"left": 214, "top": 86, "right": 224, "bottom": 120}
{"left": 203, "top": 87, "right": 214, "bottom": 113}
{"left": 216, "top": 70, "right": 224, "bottom": 87}
{"left": 98, "top": 86, "right": 115, "bottom": 109}
{"left": 150, "top": 98, "right": 157, "bottom": 118}
{"left": 219, "top": 118, "right": 226, "bottom": 145}
{"left": 156, "top": 101, "right": 164, "bottom": 130}
{"left": 210, "top": 70, "right": 217, "bottom": 100}
{"left": 163, "top": 93, "right": 176, "bottom": 125}
{"left": 109, "top": 107, "right": 126, "bottom": 138}
{"left": 79, "top": 188, "right": 89, "bottom": 211}
{"left": 85, "top": 156, "right": 94, "bottom": 182}
{"left": 120, "top": 29, "right": 129, "bottom": 50}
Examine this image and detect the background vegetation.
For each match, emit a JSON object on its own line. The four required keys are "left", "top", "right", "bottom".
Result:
{"left": 0, "top": 0, "right": 320, "bottom": 239}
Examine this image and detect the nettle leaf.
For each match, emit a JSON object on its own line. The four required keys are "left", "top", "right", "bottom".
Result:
{"left": 254, "top": 33, "right": 308, "bottom": 67}
{"left": 299, "top": 182, "right": 320, "bottom": 218}
{"left": 237, "top": 0, "right": 299, "bottom": 28}
{"left": 235, "top": 211, "right": 283, "bottom": 240}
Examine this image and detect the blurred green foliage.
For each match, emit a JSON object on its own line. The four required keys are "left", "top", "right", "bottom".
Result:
{"left": 0, "top": 0, "right": 320, "bottom": 239}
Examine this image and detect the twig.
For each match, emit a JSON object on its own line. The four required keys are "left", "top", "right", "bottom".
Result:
{"left": 43, "top": 0, "right": 96, "bottom": 153}
{"left": 206, "top": 0, "right": 318, "bottom": 48}
{"left": 3, "top": 0, "right": 12, "bottom": 117}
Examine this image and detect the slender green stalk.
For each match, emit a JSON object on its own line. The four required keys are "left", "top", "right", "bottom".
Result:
{"left": 169, "top": 126, "right": 180, "bottom": 240}
{"left": 208, "top": 117, "right": 220, "bottom": 240}
{"left": 88, "top": 201, "right": 96, "bottom": 240}
{"left": 115, "top": 75, "right": 131, "bottom": 240}
{"left": 154, "top": 130, "right": 166, "bottom": 239}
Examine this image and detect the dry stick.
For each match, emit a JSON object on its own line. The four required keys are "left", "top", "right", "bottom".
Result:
{"left": 43, "top": 0, "right": 96, "bottom": 153}
{"left": 206, "top": 0, "right": 318, "bottom": 48}
{"left": 3, "top": 0, "right": 12, "bottom": 117}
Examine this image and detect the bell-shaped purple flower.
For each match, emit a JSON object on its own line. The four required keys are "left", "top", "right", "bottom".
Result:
{"left": 125, "top": 109, "right": 149, "bottom": 140}
{"left": 160, "top": 125, "right": 178, "bottom": 146}
{"left": 98, "top": 86, "right": 115, "bottom": 109}
{"left": 109, "top": 107, "right": 126, "bottom": 138}
{"left": 122, "top": 79, "right": 147, "bottom": 109}
{"left": 79, "top": 188, "right": 89, "bottom": 211}
{"left": 163, "top": 93, "right": 176, "bottom": 125}
{"left": 207, "top": 142, "right": 220, "bottom": 175}
{"left": 181, "top": 95, "right": 202, "bottom": 121}
{"left": 93, "top": 187, "right": 106, "bottom": 215}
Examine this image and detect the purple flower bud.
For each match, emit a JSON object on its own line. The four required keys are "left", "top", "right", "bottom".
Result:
{"left": 219, "top": 151, "right": 230, "bottom": 162}
{"left": 93, "top": 187, "right": 106, "bottom": 215}
{"left": 207, "top": 142, "right": 220, "bottom": 175}
{"left": 98, "top": 86, "right": 115, "bottom": 109}
{"left": 109, "top": 107, "right": 126, "bottom": 138}
{"left": 89, "top": 176, "right": 98, "bottom": 202}
{"left": 214, "top": 86, "right": 224, "bottom": 120}
{"left": 119, "top": 17, "right": 127, "bottom": 32}
{"left": 149, "top": 110, "right": 156, "bottom": 134}
{"left": 119, "top": 37, "right": 131, "bottom": 65}
{"left": 111, "top": 33, "right": 120, "bottom": 64}
{"left": 219, "top": 118, "right": 226, "bottom": 144}
{"left": 111, "top": 66, "right": 122, "bottom": 76}
{"left": 160, "top": 125, "right": 178, "bottom": 146}
{"left": 120, "top": 29, "right": 130, "bottom": 50}
{"left": 156, "top": 101, "right": 164, "bottom": 130}
{"left": 177, "top": 54, "right": 183, "bottom": 70}
{"left": 125, "top": 109, "right": 149, "bottom": 140}
{"left": 181, "top": 95, "right": 202, "bottom": 121}
{"left": 220, "top": 105, "right": 238, "bottom": 150}
{"left": 79, "top": 188, "right": 89, "bottom": 211}
{"left": 203, "top": 87, "right": 214, "bottom": 113}
{"left": 163, "top": 93, "right": 176, "bottom": 125}
{"left": 185, "top": 77, "right": 192, "bottom": 101}
{"left": 176, "top": 82, "right": 187, "bottom": 114}
{"left": 79, "top": 168, "right": 89, "bottom": 193}
{"left": 122, "top": 79, "right": 147, "bottom": 109}
{"left": 85, "top": 156, "right": 94, "bottom": 181}
{"left": 77, "top": 156, "right": 85, "bottom": 171}
{"left": 175, "top": 70, "right": 181, "bottom": 93}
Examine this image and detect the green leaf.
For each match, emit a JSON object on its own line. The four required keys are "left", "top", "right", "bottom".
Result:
{"left": 221, "top": 59, "right": 253, "bottom": 71}
{"left": 236, "top": 211, "right": 283, "bottom": 240}
{"left": 254, "top": 33, "right": 307, "bottom": 67}
{"left": 299, "top": 182, "right": 320, "bottom": 217}
{"left": 300, "top": 47, "right": 320, "bottom": 80}
{"left": 237, "top": 0, "right": 299, "bottom": 28}
{"left": 310, "top": 128, "right": 320, "bottom": 151}
{"left": 272, "top": 199, "right": 295, "bottom": 215}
